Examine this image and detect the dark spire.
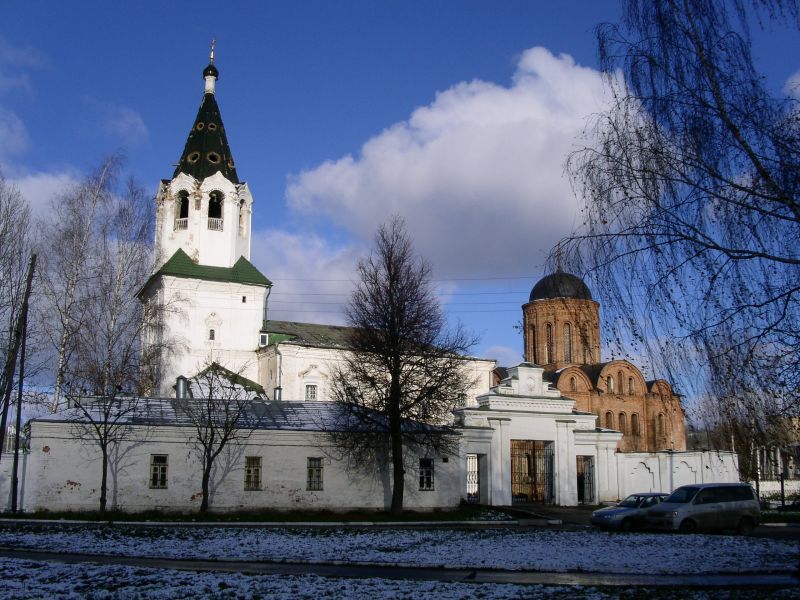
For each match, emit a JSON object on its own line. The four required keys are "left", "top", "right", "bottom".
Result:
{"left": 173, "top": 42, "right": 239, "bottom": 183}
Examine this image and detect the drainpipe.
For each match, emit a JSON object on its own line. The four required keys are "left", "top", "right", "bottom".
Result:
{"left": 273, "top": 345, "right": 283, "bottom": 401}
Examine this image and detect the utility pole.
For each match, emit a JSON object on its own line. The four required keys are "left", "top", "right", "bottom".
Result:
{"left": 0, "top": 254, "right": 36, "bottom": 466}
{"left": 11, "top": 291, "right": 29, "bottom": 512}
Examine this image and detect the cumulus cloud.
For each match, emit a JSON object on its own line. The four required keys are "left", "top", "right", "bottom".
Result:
{"left": 287, "top": 47, "right": 610, "bottom": 278}
{"left": 12, "top": 170, "right": 79, "bottom": 213}
{"left": 484, "top": 345, "right": 524, "bottom": 367}
{"left": 250, "top": 228, "right": 362, "bottom": 324}
{"left": 84, "top": 97, "right": 149, "bottom": 145}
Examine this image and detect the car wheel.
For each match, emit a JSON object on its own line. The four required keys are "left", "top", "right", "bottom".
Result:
{"left": 737, "top": 517, "right": 755, "bottom": 536}
{"left": 678, "top": 519, "right": 696, "bottom": 534}
{"left": 620, "top": 518, "right": 633, "bottom": 532}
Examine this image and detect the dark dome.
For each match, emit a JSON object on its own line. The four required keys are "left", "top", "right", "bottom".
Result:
{"left": 529, "top": 272, "right": 592, "bottom": 302}
{"left": 203, "top": 63, "right": 219, "bottom": 78}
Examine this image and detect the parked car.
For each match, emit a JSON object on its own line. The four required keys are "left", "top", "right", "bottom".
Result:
{"left": 646, "top": 483, "right": 760, "bottom": 535}
{"left": 591, "top": 493, "right": 668, "bottom": 531}
{"left": 776, "top": 498, "right": 800, "bottom": 512}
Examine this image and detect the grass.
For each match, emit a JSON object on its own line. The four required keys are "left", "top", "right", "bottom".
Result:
{"left": 0, "top": 503, "right": 514, "bottom": 524}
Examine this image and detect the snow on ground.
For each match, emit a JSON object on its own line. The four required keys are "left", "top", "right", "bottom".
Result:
{"left": 2, "top": 557, "right": 799, "bottom": 600}
{"left": 0, "top": 525, "right": 797, "bottom": 574}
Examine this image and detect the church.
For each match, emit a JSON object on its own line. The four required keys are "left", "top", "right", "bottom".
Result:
{"left": 1, "top": 54, "right": 736, "bottom": 513}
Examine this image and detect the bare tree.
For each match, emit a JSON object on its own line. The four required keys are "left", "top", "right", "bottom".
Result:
{"left": 560, "top": 1, "right": 800, "bottom": 433}
{"left": 330, "top": 217, "right": 477, "bottom": 515}
{"left": 38, "top": 156, "right": 121, "bottom": 411}
{"left": 176, "top": 363, "right": 264, "bottom": 513}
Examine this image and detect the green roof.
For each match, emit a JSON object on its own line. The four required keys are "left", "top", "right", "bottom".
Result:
{"left": 140, "top": 249, "right": 271, "bottom": 294}
{"left": 194, "top": 362, "right": 266, "bottom": 395}
{"left": 261, "top": 320, "right": 355, "bottom": 348}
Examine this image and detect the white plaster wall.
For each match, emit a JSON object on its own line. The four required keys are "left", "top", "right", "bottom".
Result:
{"left": 257, "top": 342, "right": 495, "bottom": 406}
{"left": 155, "top": 173, "right": 253, "bottom": 270}
{"left": 21, "top": 421, "right": 461, "bottom": 513}
{"left": 152, "top": 275, "right": 267, "bottom": 395}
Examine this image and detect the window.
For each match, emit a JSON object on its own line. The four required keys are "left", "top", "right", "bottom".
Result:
{"left": 606, "top": 376, "right": 614, "bottom": 393}
{"left": 569, "top": 376, "right": 577, "bottom": 392}
{"left": 545, "top": 323, "right": 553, "bottom": 363}
{"left": 177, "top": 191, "right": 189, "bottom": 218}
{"left": 305, "top": 384, "right": 317, "bottom": 401}
{"left": 628, "top": 377, "right": 635, "bottom": 395}
{"left": 605, "top": 411, "right": 614, "bottom": 429}
{"left": 307, "top": 457, "right": 323, "bottom": 491}
{"left": 531, "top": 325, "right": 537, "bottom": 363}
{"left": 631, "top": 413, "right": 640, "bottom": 436}
{"left": 150, "top": 455, "right": 168, "bottom": 489}
{"left": 244, "top": 456, "right": 261, "bottom": 491}
{"left": 617, "top": 371, "right": 624, "bottom": 395}
{"left": 208, "top": 191, "right": 224, "bottom": 230}
{"left": 657, "top": 413, "right": 666, "bottom": 437}
{"left": 619, "top": 412, "right": 627, "bottom": 434}
{"left": 208, "top": 329, "right": 215, "bottom": 341}
{"left": 563, "top": 323, "right": 572, "bottom": 362}
{"left": 419, "top": 458, "right": 434, "bottom": 490}
{"left": 581, "top": 326, "right": 590, "bottom": 363}
{"left": 242, "top": 295, "right": 247, "bottom": 303}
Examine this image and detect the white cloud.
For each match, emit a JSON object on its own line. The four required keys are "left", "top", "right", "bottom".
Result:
{"left": 84, "top": 97, "right": 149, "bottom": 145}
{"left": 0, "top": 108, "right": 30, "bottom": 157}
{"left": 250, "top": 228, "right": 362, "bottom": 325}
{"left": 0, "top": 35, "right": 45, "bottom": 94}
{"left": 287, "top": 47, "right": 610, "bottom": 278}
{"left": 11, "top": 170, "right": 79, "bottom": 214}
{"left": 484, "top": 344, "right": 524, "bottom": 367}
{"left": 784, "top": 70, "right": 800, "bottom": 99}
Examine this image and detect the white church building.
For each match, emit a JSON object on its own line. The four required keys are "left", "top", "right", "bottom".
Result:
{"left": 1, "top": 54, "right": 737, "bottom": 514}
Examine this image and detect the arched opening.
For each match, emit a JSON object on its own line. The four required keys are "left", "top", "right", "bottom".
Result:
{"left": 563, "top": 323, "right": 572, "bottom": 363}
{"left": 174, "top": 190, "right": 189, "bottom": 230}
{"left": 605, "top": 411, "right": 614, "bottom": 429}
{"left": 545, "top": 323, "right": 553, "bottom": 364}
{"left": 581, "top": 326, "right": 590, "bottom": 363}
{"left": 606, "top": 375, "right": 614, "bottom": 393}
{"left": 208, "top": 191, "right": 223, "bottom": 230}
{"left": 238, "top": 199, "right": 246, "bottom": 235}
{"left": 569, "top": 376, "right": 577, "bottom": 392}
{"left": 657, "top": 413, "right": 666, "bottom": 437}
{"left": 619, "top": 412, "right": 627, "bottom": 434}
{"left": 628, "top": 376, "right": 635, "bottom": 395}
{"left": 617, "top": 371, "right": 624, "bottom": 395}
{"left": 631, "top": 413, "right": 640, "bottom": 436}
{"left": 531, "top": 325, "right": 537, "bottom": 364}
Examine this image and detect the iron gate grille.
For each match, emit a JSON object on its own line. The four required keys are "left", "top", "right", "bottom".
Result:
{"left": 510, "top": 440, "right": 554, "bottom": 504}
{"left": 577, "top": 455, "right": 595, "bottom": 504}
{"left": 466, "top": 454, "right": 479, "bottom": 503}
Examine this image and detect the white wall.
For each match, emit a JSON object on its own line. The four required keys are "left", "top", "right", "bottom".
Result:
{"left": 18, "top": 420, "right": 461, "bottom": 513}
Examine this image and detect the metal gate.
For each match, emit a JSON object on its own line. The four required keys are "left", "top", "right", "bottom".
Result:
{"left": 577, "top": 455, "right": 595, "bottom": 504}
{"left": 466, "top": 454, "right": 479, "bottom": 503}
{"left": 510, "top": 440, "right": 554, "bottom": 504}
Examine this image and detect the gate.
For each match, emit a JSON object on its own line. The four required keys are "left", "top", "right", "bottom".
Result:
{"left": 466, "top": 454, "right": 479, "bottom": 503}
{"left": 577, "top": 455, "right": 595, "bottom": 504}
{"left": 510, "top": 440, "right": 554, "bottom": 504}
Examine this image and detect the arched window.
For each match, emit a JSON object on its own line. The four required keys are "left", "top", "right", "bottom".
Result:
{"left": 174, "top": 190, "right": 189, "bottom": 230}
{"left": 606, "top": 376, "right": 614, "bottom": 393}
{"left": 628, "top": 377, "right": 635, "bottom": 395}
{"left": 208, "top": 191, "right": 224, "bottom": 230}
{"left": 617, "top": 371, "right": 624, "bottom": 395}
{"left": 563, "top": 323, "right": 572, "bottom": 362}
{"left": 545, "top": 323, "right": 553, "bottom": 364}
{"left": 531, "top": 325, "right": 537, "bottom": 364}
{"left": 581, "top": 326, "right": 590, "bottom": 363}
{"left": 238, "top": 199, "right": 246, "bottom": 235}
{"left": 631, "top": 413, "right": 640, "bottom": 436}
{"left": 605, "top": 411, "right": 614, "bottom": 429}
{"left": 618, "top": 413, "right": 627, "bottom": 434}
{"left": 657, "top": 413, "right": 666, "bottom": 436}
{"left": 569, "top": 376, "right": 577, "bottom": 392}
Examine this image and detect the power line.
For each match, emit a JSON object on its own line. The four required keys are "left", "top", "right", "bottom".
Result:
{"left": 271, "top": 290, "right": 529, "bottom": 297}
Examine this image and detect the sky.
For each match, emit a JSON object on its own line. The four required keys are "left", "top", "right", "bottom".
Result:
{"left": 2, "top": 1, "right": 798, "bottom": 372}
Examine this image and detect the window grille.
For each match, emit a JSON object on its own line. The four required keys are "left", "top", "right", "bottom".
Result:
{"left": 305, "top": 384, "right": 317, "bottom": 401}
{"left": 150, "top": 455, "right": 168, "bottom": 489}
{"left": 419, "top": 458, "right": 434, "bottom": 490}
{"left": 307, "top": 457, "right": 323, "bottom": 491}
{"left": 244, "top": 456, "right": 261, "bottom": 491}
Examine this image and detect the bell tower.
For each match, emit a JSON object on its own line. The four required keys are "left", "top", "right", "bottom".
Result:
{"left": 153, "top": 43, "right": 253, "bottom": 269}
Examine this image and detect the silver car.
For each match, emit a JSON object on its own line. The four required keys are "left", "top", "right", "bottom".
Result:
{"left": 591, "top": 493, "right": 668, "bottom": 531}
{"left": 646, "top": 483, "right": 760, "bottom": 535}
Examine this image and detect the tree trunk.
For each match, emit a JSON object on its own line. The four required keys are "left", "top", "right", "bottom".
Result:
{"left": 200, "top": 461, "right": 211, "bottom": 513}
{"left": 100, "top": 447, "right": 108, "bottom": 514}
{"left": 389, "top": 404, "right": 404, "bottom": 515}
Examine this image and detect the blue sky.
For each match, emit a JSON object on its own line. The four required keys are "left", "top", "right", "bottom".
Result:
{"left": 2, "top": 1, "right": 798, "bottom": 371}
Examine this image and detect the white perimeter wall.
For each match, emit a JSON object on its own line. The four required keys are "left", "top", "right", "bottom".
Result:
{"left": 9, "top": 421, "right": 460, "bottom": 513}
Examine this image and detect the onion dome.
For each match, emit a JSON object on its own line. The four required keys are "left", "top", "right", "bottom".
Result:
{"left": 529, "top": 271, "right": 592, "bottom": 302}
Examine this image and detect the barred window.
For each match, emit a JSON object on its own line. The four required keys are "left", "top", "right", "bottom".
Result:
{"left": 244, "top": 456, "right": 261, "bottom": 491}
{"left": 150, "top": 455, "right": 168, "bottom": 489}
{"left": 307, "top": 457, "right": 323, "bottom": 491}
{"left": 305, "top": 384, "right": 317, "bottom": 401}
{"left": 419, "top": 458, "right": 434, "bottom": 491}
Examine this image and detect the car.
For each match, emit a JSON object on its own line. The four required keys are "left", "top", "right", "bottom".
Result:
{"left": 591, "top": 492, "right": 668, "bottom": 531}
{"left": 776, "top": 498, "right": 800, "bottom": 512}
{"left": 646, "top": 483, "right": 760, "bottom": 535}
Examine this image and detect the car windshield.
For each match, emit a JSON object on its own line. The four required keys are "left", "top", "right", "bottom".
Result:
{"left": 618, "top": 495, "right": 642, "bottom": 508}
{"left": 665, "top": 487, "right": 699, "bottom": 503}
